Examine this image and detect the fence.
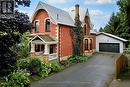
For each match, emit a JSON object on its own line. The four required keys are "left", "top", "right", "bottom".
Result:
{"left": 115, "top": 54, "right": 127, "bottom": 79}
{"left": 124, "top": 48, "right": 130, "bottom": 54}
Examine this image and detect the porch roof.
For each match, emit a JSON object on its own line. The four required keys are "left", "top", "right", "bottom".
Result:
{"left": 30, "top": 34, "right": 57, "bottom": 44}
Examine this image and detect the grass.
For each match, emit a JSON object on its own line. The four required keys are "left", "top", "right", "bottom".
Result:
{"left": 29, "top": 75, "right": 43, "bottom": 83}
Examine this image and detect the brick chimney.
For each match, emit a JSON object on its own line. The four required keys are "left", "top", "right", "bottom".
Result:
{"left": 75, "top": 4, "right": 80, "bottom": 21}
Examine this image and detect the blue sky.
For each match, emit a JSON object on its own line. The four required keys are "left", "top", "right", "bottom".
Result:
{"left": 18, "top": 0, "right": 119, "bottom": 31}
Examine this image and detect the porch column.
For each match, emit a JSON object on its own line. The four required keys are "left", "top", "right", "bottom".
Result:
{"left": 31, "top": 43, "right": 35, "bottom": 53}
{"left": 44, "top": 44, "right": 49, "bottom": 54}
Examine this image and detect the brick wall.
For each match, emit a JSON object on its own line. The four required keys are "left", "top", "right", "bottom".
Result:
{"left": 60, "top": 25, "right": 73, "bottom": 59}
{"left": 32, "top": 9, "right": 57, "bottom": 37}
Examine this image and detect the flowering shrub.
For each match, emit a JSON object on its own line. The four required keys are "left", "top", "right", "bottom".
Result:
{"left": 0, "top": 71, "right": 30, "bottom": 87}
{"left": 50, "top": 62, "right": 62, "bottom": 73}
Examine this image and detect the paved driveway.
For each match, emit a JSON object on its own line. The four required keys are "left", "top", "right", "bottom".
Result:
{"left": 31, "top": 53, "right": 119, "bottom": 87}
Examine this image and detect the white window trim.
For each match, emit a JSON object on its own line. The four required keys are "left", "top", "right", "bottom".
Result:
{"left": 44, "top": 18, "right": 51, "bottom": 32}
{"left": 34, "top": 20, "right": 40, "bottom": 32}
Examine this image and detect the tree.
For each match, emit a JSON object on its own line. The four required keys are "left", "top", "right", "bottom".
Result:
{"left": 99, "top": 27, "right": 103, "bottom": 32}
{"left": 117, "top": 0, "right": 130, "bottom": 39}
{"left": 15, "top": 0, "right": 31, "bottom": 7}
{"left": 117, "top": 0, "right": 130, "bottom": 26}
{"left": 101, "top": 0, "right": 130, "bottom": 40}
{"left": 12, "top": 32, "right": 30, "bottom": 60}
{"left": 71, "top": 11, "right": 83, "bottom": 56}
{"left": 103, "top": 13, "right": 122, "bottom": 36}
{"left": 0, "top": 0, "right": 31, "bottom": 76}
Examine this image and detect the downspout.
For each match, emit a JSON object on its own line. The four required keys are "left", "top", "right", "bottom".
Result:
{"left": 57, "top": 24, "right": 60, "bottom": 62}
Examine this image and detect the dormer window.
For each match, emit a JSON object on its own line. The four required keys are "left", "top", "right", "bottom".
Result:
{"left": 45, "top": 19, "right": 50, "bottom": 32}
{"left": 34, "top": 21, "right": 39, "bottom": 32}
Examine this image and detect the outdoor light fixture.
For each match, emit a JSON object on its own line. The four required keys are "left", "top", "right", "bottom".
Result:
{"left": 0, "top": 0, "right": 15, "bottom": 18}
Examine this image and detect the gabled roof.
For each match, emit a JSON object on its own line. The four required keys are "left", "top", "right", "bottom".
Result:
{"left": 96, "top": 32, "right": 128, "bottom": 42}
{"left": 68, "top": 8, "right": 87, "bottom": 23}
{"left": 68, "top": 8, "right": 93, "bottom": 29}
{"left": 30, "top": 34, "right": 57, "bottom": 44}
{"left": 32, "top": 1, "right": 75, "bottom": 27}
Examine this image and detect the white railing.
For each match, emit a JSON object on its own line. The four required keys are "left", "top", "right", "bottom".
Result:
{"left": 49, "top": 53, "right": 58, "bottom": 60}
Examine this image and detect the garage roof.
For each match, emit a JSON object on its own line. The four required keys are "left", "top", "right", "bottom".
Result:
{"left": 96, "top": 32, "right": 128, "bottom": 42}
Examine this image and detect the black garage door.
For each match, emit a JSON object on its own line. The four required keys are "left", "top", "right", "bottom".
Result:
{"left": 99, "top": 43, "right": 120, "bottom": 53}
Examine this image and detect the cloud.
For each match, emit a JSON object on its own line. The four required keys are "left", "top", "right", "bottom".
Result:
{"left": 47, "top": 0, "right": 67, "bottom": 4}
{"left": 89, "top": 9, "right": 104, "bottom": 16}
{"left": 85, "top": 0, "right": 114, "bottom": 4}
{"left": 63, "top": 6, "right": 74, "bottom": 12}
{"left": 97, "top": 0, "right": 112, "bottom": 4}
{"left": 89, "top": 9, "right": 111, "bottom": 30}
{"left": 63, "top": 7, "right": 111, "bottom": 30}
{"left": 89, "top": 9, "right": 110, "bottom": 20}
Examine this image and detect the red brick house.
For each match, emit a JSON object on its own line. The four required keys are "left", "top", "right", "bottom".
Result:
{"left": 30, "top": 1, "right": 96, "bottom": 61}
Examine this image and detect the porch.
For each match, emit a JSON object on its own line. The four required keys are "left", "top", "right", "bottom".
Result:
{"left": 30, "top": 34, "right": 58, "bottom": 61}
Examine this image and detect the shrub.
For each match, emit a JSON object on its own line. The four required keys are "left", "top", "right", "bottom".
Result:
{"left": 16, "top": 58, "right": 30, "bottom": 70}
{"left": 28, "top": 57, "right": 51, "bottom": 78}
{"left": 39, "top": 63, "right": 51, "bottom": 77}
{"left": 50, "top": 62, "right": 62, "bottom": 73}
{"left": 0, "top": 71, "right": 30, "bottom": 87}
{"left": 28, "top": 57, "right": 43, "bottom": 75}
{"left": 59, "top": 60, "right": 70, "bottom": 67}
{"left": 0, "top": 82, "right": 9, "bottom": 87}
{"left": 68, "top": 55, "right": 87, "bottom": 63}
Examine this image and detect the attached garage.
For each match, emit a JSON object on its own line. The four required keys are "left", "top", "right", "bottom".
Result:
{"left": 96, "top": 32, "right": 127, "bottom": 53}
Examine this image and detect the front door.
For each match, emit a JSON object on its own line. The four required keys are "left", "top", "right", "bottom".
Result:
{"left": 50, "top": 45, "right": 54, "bottom": 54}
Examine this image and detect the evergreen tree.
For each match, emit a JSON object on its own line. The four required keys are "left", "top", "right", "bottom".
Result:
{"left": 117, "top": 0, "right": 130, "bottom": 39}
{"left": 99, "top": 27, "right": 103, "bottom": 32}
{"left": 101, "top": 0, "right": 130, "bottom": 40}
{"left": 103, "top": 13, "right": 121, "bottom": 36}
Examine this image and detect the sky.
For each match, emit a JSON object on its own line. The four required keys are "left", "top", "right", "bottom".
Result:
{"left": 18, "top": 0, "right": 119, "bottom": 31}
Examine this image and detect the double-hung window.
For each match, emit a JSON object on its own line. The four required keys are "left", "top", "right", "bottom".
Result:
{"left": 34, "top": 21, "right": 39, "bottom": 32}
{"left": 45, "top": 19, "right": 50, "bottom": 32}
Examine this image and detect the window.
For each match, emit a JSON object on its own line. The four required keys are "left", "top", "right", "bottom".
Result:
{"left": 84, "top": 25, "right": 86, "bottom": 35}
{"left": 90, "top": 39, "right": 92, "bottom": 50}
{"left": 84, "top": 39, "right": 88, "bottom": 50}
{"left": 45, "top": 19, "right": 50, "bottom": 32}
{"left": 34, "top": 21, "right": 39, "bottom": 32}
{"left": 50, "top": 45, "right": 54, "bottom": 54}
{"left": 35, "top": 45, "right": 44, "bottom": 52}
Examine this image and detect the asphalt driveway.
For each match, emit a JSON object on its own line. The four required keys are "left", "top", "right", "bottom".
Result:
{"left": 31, "top": 52, "right": 119, "bottom": 87}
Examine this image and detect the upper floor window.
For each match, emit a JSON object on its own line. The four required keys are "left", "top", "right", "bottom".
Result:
{"left": 34, "top": 21, "right": 39, "bottom": 32}
{"left": 45, "top": 19, "right": 50, "bottom": 32}
{"left": 84, "top": 25, "right": 87, "bottom": 35}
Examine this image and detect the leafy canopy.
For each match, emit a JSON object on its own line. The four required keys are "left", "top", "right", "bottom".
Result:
{"left": 0, "top": 0, "right": 31, "bottom": 76}
{"left": 100, "top": 0, "right": 130, "bottom": 40}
